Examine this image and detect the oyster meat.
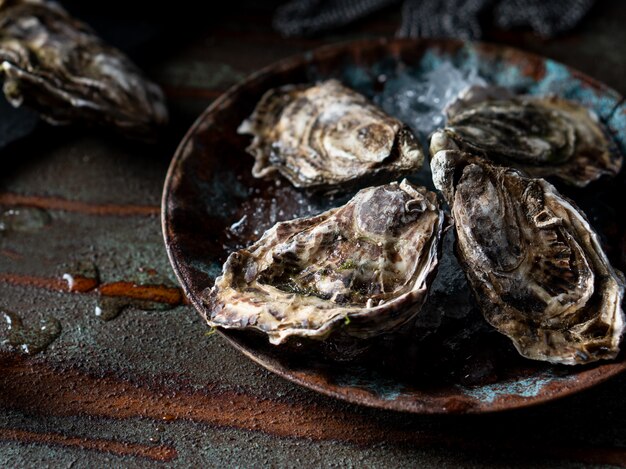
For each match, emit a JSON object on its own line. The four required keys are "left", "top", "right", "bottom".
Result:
{"left": 204, "top": 180, "right": 445, "bottom": 345}
{"left": 442, "top": 85, "right": 622, "bottom": 186}
{"left": 0, "top": 0, "right": 167, "bottom": 138}
{"left": 431, "top": 130, "right": 625, "bottom": 365}
{"left": 238, "top": 79, "right": 424, "bottom": 191}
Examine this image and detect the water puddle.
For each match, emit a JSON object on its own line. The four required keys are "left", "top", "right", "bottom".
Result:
{"left": 92, "top": 267, "right": 182, "bottom": 321}
{"left": 0, "top": 207, "right": 51, "bottom": 233}
{"left": 60, "top": 261, "right": 183, "bottom": 321}
{"left": 1, "top": 309, "right": 61, "bottom": 354}
{"left": 94, "top": 294, "right": 178, "bottom": 321}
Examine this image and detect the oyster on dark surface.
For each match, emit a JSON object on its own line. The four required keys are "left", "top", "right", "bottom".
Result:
{"left": 204, "top": 180, "right": 445, "bottom": 345}
{"left": 238, "top": 79, "right": 424, "bottom": 191}
{"left": 431, "top": 130, "right": 625, "bottom": 365}
{"left": 0, "top": 0, "right": 167, "bottom": 138}
{"left": 442, "top": 85, "right": 622, "bottom": 187}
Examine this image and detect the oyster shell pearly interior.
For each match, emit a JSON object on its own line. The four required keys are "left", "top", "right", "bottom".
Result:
{"left": 238, "top": 79, "right": 424, "bottom": 191}
{"left": 442, "top": 85, "right": 622, "bottom": 187}
{"left": 0, "top": 0, "right": 168, "bottom": 138}
{"left": 430, "top": 130, "right": 625, "bottom": 365}
{"left": 204, "top": 179, "right": 445, "bottom": 345}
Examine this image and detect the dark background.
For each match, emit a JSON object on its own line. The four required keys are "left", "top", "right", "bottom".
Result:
{"left": 0, "top": 1, "right": 625, "bottom": 466}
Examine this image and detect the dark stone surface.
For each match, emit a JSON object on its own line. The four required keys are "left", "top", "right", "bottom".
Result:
{"left": 0, "top": 2, "right": 625, "bottom": 466}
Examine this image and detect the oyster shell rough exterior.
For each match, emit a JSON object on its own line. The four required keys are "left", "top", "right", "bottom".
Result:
{"left": 0, "top": 0, "right": 167, "bottom": 138}
{"left": 238, "top": 79, "right": 424, "bottom": 190}
{"left": 443, "top": 85, "right": 622, "bottom": 187}
{"left": 431, "top": 131, "right": 625, "bottom": 365}
{"left": 204, "top": 180, "right": 445, "bottom": 345}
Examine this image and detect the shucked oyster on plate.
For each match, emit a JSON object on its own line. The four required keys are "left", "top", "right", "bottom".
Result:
{"left": 0, "top": 0, "right": 167, "bottom": 138}
{"left": 430, "top": 130, "right": 625, "bottom": 365}
{"left": 442, "top": 85, "right": 622, "bottom": 187}
{"left": 238, "top": 79, "right": 424, "bottom": 191}
{"left": 204, "top": 180, "right": 445, "bottom": 345}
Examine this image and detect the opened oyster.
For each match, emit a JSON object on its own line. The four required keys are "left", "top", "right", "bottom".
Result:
{"left": 238, "top": 79, "right": 424, "bottom": 191}
{"left": 442, "top": 85, "right": 622, "bottom": 187}
{"left": 431, "top": 130, "right": 625, "bottom": 365}
{"left": 0, "top": 0, "right": 167, "bottom": 138}
{"left": 204, "top": 180, "right": 445, "bottom": 345}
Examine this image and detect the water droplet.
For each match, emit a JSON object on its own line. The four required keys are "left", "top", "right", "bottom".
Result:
{"left": 61, "top": 260, "right": 100, "bottom": 292}
{"left": 94, "top": 297, "right": 126, "bottom": 321}
{"left": 0, "top": 207, "right": 51, "bottom": 233}
{"left": 1, "top": 310, "right": 61, "bottom": 354}
{"left": 94, "top": 268, "right": 181, "bottom": 321}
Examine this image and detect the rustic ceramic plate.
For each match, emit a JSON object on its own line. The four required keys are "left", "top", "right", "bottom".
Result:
{"left": 162, "top": 38, "right": 626, "bottom": 414}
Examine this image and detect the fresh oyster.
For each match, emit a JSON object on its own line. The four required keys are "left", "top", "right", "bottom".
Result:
{"left": 430, "top": 130, "right": 625, "bottom": 365}
{"left": 238, "top": 79, "right": 424, "bottom": 191}
{"left": 442, "top": 85, "right": 622, "bottom": 187}
{"left": 204, "top": 180, "right": 445, "bottom": 345}
{"left": 0, "top": 0, "right": 167, "bottom": 138}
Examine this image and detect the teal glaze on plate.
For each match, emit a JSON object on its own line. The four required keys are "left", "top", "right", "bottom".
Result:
{"left": 526, "top": 60, "right": 622, "bottom": 120}
{"left": 310, "top": 42, "right": 624, "bottom": 140}
{"left": 332, "top": 369, "right": 405, "bottom": 402}
{"left": 190, "top": 259, "right": 223, "bottom": 281}
{"left": 164, "top": 39, "right": 626, "bottom": 414}
{"left": 458, "top": 372, "right": 575, "bottom": 404}
{"left": 607, "top": 103, "right": 626, "bottom": 156}
{"left": 303, "top": 42, "right": 626, "bottom": 404}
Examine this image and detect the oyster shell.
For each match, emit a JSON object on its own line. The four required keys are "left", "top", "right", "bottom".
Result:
{"left": 431, "top": 130, "right": 625, "bottom": 365}
{"left": 238, "top": 79, "right": 424, "bottom": 191}
{"left": 0, "top": 0, "right": 167, "bottom": 138}
{"left": 204, "top": 179, "right": 445, "bottom": 345}
{"left": 443, "top": 85, "right": 622, "bottom": 187}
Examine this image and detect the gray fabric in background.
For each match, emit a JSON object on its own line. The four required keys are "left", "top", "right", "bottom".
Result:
{"left": 273, "top": 0, "right": 401, "bottom": 37}
{"left": 273, "top": 0, "right": 597, "bottom": 38}
{"left": 493, "top": 0, "right": 596, "bottom": 37}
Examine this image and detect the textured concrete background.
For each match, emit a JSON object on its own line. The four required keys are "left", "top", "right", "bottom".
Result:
{"left": 1, "top": 1, "right": 625, "bottom": 467}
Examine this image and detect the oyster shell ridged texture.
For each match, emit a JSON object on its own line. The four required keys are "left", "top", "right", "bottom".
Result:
{"left": 204, "top": 180, "right": 445, "bottom": 345}
{"left": 0, "top": 0, "right": 168, "bottom": 138}
{"left": 443, "top": 85, "right": 622, "bottom": 187}
{"left": 238, "top": 79, "right": 424, "bottom": 191}
{"left": 430, "top": 130, "right": 625, "bottom": 365}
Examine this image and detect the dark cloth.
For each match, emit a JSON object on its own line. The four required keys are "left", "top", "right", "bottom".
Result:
{"left": 493, "top": 0, "right": 596, "bottom": 37}
{"left": 273, "top": 0, "right": 401, "bottom": 37}
{"left": 273, "top": 0, "right": 596, "bottom": 39}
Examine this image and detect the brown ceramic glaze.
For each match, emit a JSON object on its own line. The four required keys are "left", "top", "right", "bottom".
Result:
{"left": 162, "top": 38, "right": 626, "bottom": 414}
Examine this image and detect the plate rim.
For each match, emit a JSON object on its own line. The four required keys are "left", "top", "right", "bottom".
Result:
{"left": 162, "top": 37, "right": 626, "bottom": 414}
